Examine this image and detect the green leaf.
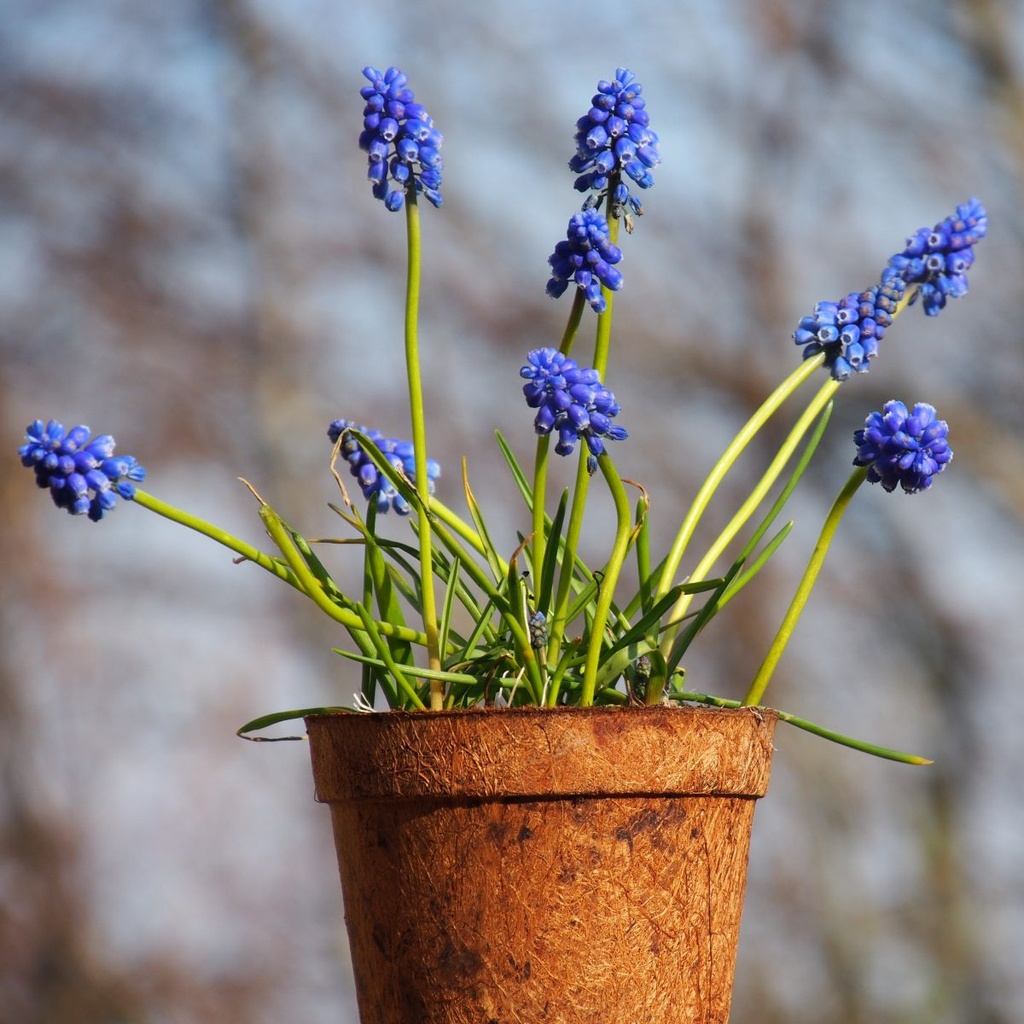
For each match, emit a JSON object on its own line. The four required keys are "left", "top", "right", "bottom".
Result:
{"left": 236, "top": 706, "right": 349, "bottom": 741}
{"left": 537, "top": 488, "right": 568, "bottom": 614}
{"left": 437, "top": 554, "right": 460, "bottom": 669}
{"left": 462, "top": 459, "right": 506, "bottom": 580}
{"left": 334, "top": 648, "right": 482, "bottom": 685}
{"left": 668, "top": 689, "right": 932, "bottom": 766}
{"left": 494, "top": 430, "right": 534, "bottom": 505}
{"left": 718, "top": 521, "right": 793, "bottom": 608}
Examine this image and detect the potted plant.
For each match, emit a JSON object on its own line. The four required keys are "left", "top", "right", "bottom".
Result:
{"left": 18, "top": 64, "right": 985, "bottom": 1023}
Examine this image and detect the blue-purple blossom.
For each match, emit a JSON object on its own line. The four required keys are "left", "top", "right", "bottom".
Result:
{"left": 328, "top": 419, "right": 440, "bottom": 515}
{"left": 569, "top": 68, "right": 660, "bottom": 218}
{"left": 19, "top": 419, "right": 146, "bottom": 521}
{"left": 546, "top": 209, "right": 624, "bottom": 313}
{"left": 359, "top": 66, "right": 443, "bottom": 212}
{"left": 520, "top": 347, "right": 627, "bottom": 473}
{"left": 853, "top": 400, "right": 952, "bottom": 494}
{"left": 884, "top": 198, "right": 987, "bottom": 316}
{"left": 793, "top": 276, "right": 906, "bottom": 382}
{"left": 528, "top": 611, "right": 548, "bottom": 649}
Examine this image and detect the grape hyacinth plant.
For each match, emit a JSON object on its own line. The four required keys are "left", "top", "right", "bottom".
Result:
{"left": 19, "top": 66, "right": 987, "bottom": 762}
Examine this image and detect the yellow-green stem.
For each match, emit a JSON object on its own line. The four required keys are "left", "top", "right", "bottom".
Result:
{"left": 404, "top": 195, "right": 443, "bottom": 707}
{"left": 579, "top": 453, "right": 634, "bottom": 706}
{"left": 531, "top": 289, "right": 587, "bottom": 608}
{"left": 131, "top": 487, "right": 299, "bottom": 589}
{"left": 742, "top": 465, "right": 868, "bottom": 706}
{"left": 257, "top": 502, "right": 428, "bottom": 645}
{"left": 655, "top": 354, "right": 824, "bottom": 607}
{"left": 660, "top": 375, "right": 840, "bottom": 649}
{"left": 546, "top": 451, "right": 591, "bottom": 668}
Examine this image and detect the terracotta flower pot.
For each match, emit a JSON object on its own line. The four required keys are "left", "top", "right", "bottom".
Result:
{"left": 306, "top": 703, "right": 777, "bottom": 1024}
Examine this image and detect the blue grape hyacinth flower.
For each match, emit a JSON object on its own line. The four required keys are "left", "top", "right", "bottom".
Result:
{"left": 793, "top": 276, "right": 906, "bottom": 382}
{"left": 569, "top": 67, "right": 660, "bottom": 218}
{"left": 19, "top": 419, "right": 146, "bottom": 521}
{"left": 520, "top": 347, "right": 628, "bottom": 473}
{"left": 885, "top": 198, "right": 987, "bottom": 316}
{"left": 328, "top": 419, "right": 440, "bottom": 515}
{"left": 359, "top": 65, "right": 443, "bottom": 212}
{"left": 546, "top": 209, "right": 624, "bottom": 314}
{"left": 853, "top": 400, "right": 952, "bottom": 494}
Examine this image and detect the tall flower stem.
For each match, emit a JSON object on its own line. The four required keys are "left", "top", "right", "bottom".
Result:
{"left": 590, "top": 211, "right": 620, "bottom": 378}
{"left": 579, "top": 453, "right": 634, "bottom": 706}
{"left": 404, "top": 194, "right": 443, "bottom": 707}
{"left": 545, "top": 235, "right": 620, "bottom": 670}
{"left": 742, "top": 465, "right": 868, "bottom": 706}
{"left": 546, "top": 450, "right": 591, "bottom": 668}
{"left": 80, "top": 487, "right": 432, "bottom": 647}
{"left": 659, "top": 372, "right": 840, "bottom": 653}
{"left": 655, "top": 354, "right": 825, "bottom": 611}
{"left": 131, "top": 488, "right": 297, "bottom": 588}
{"left": 531, "top": 289, "right": 587, "bottom": 607}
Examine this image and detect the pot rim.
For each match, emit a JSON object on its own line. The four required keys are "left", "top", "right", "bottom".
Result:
{"left": 306, "top": 703, "right": 778, "bottom": 802}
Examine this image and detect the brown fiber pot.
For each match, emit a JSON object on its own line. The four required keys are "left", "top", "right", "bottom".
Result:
{"left": 306, "top": 703, "right": 777, "bottom": 1024}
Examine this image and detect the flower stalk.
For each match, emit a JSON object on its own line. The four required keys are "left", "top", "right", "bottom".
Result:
{"left": 402, "top": 193, "right": 444, "bottom": 708}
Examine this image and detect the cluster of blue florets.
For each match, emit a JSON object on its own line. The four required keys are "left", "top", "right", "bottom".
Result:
{"left": 19, "top": 420, "right": 146, "bottom": 521}
{"left": 794, "top": 199, "right": 987, "bottom": 382}
{"left": 546, "top": 209, "right": 624, "bottom": 313}
{"left": 793, "top": 277, "right": 906, "bottom": 382}
{"left": 884, "top": 197, "right": 988, "bottom": 316}
{"left": 520, "top": 348, "right": 627, "bottom": 472}
{"left": 853, "top": 400, "right": 952, "bottom": 494}
{"left": 328, "top": 419, "right": 440, "bottom": 515}
{"left": 359, "top": 65, "right": 443, "bottom": 211}
{"left": 569, "top": 67, "right": 660, "bottom": 217}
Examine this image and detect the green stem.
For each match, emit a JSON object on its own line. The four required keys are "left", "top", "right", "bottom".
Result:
{"left": 257, "top": 502, "right": 428, "bottom": 645}
{"left": 590, "top": 213, "right": 619, "bottom": 378}
{"left": 559, "top": 289, "right": 587, "bottom": 358}
{"left": 131, "top": 488, "right": 298, "bottom": 589}
{"left": 660, "top": 375, "right": 840, "bottom": 650}
{"left": 546, "top": 451, "right": 591, "bottom": 668}
{"left": 532, "top": 290, "right": 588, "bottom": 608}
{"left": 531, "top": 436, "right": 552, "bottom": 600}
{"left": 404, "top": 194, "right": 443, "bottom": 707}
{"left": 579, "top": 453, "right": 634, "bottom": 706}
{"left": 544, "top": 211, "right": 623, "bottom": 672}
{"left": 742, "top": 465, "right": 869, "bottom": 706}
{"left": 655, "top": 354, "right": 824, "bottom": 606}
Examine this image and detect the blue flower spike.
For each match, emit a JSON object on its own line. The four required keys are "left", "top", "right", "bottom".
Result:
{"left": 853, "top": 400, "right": 952, "bottom": 494}
{"left": 359, "top": 65, "right": 443, "bottom": 212}
{"left": 546, "top": 209, "right": 624, "bottom": 313}
{"left": 520, "top": 347, "right": 628, "bottom": 474}
{"left": 570, "top": 67, "right": 660, "bottom": 223}
{"left": 328, "top": 419, "right": 440, "bottom": 515}
{"left": 19, "top": 419, "right": 146, "bottom": 521}
{"left": 885, "top": 198, "right": 987, "bottom": 316}
{"left": 793, "top": 276, "right": 906, "bottom": 382}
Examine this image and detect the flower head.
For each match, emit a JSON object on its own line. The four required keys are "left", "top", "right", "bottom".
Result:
{"left": 884, "top": 198, "right": 987, "bottom": 316}
{"left": 520, "top": 347, "right": 627, "bottom": 473}
{"left": 793, "top": 276, "right": 906, "bottom": 381}
{"left": 359, "top": 65, "right": 443, "bottom": 212}
{"left": 569, "top": 67, "right": 660, "bottom": 218}
{"left": 546, "top": 209, "right": 624, "bottom": 313}
{"left": 328, "top": 419, "right": 440, "bottom": 515}
{"left": 853, "top": 400, "right": 952, "bottom": 494}
{"left": 19, "top": 419, "right": 146, "bottom": 521}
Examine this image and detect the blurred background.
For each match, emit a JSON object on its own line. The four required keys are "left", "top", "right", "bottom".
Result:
{"left": 3, "top": 0, "right": 1024, "bottom": 1021}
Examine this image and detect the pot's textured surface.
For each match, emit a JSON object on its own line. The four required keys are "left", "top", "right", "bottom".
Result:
{"left": 307, "top": 704, "right": 777, "bottom": 1024}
